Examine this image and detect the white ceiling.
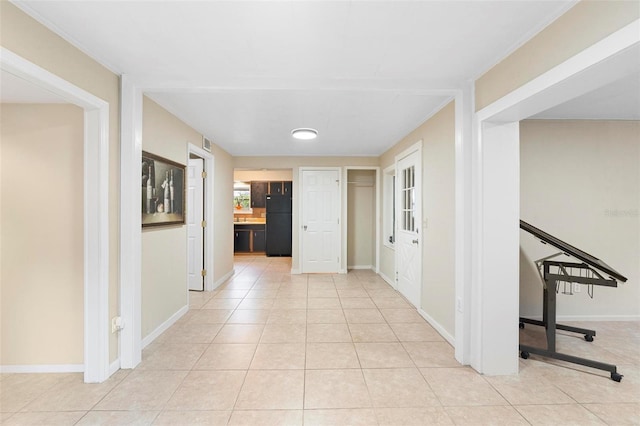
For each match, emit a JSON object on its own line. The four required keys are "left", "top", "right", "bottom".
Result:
{"left": 13, "top": 0, "right": 585, "bottom": 156}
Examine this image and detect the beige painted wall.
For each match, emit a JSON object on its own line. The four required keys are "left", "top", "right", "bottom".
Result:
{"left": 210, "top": 146, "right": 234, "bottom": 287}
{"left": 520, "top": 119, "right": 639, "bottom": 318}
{"left": 379, "top": 101, "right": 456, "bottom": 336}
{"left": 142, "top": 97, "right": 234, "bottom": 338}
{"left": 475, "top": 0, "right": 639, "bottom": 111}
{"left": 1, "top": 104, "right": 84, "bottom": 365}
{"left": 142, "top": 97, "right": 191, "bottom": 337}
{"left": 234, "top": 170, "right": 293, "bottom": 181}
{"left": 1, "top": 2, "right": 122, "bottom": 362}
{"left": 347, "top": 170, "right": 376, "bottom": 268}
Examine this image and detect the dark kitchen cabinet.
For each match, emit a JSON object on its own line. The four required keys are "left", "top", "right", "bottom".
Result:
{"left": 283, "top": 181, "right": 292, "bottom": 195}
{"left": 268, "top": 181, "right": 292, "bottom": 195}
{"left": 253, "top": 230, "right": 266, "bottom": 252}
{"left": 234, "top": 224, "right": 266, "bottom": 253}
{"left": 269, "top": 181, "right": 283, "bottom": 195}
{"left": 250, "top": 181, "right": 268, "bottom": 208}
{"left": 234, "top": 229, "right": 250, "bottom": 252}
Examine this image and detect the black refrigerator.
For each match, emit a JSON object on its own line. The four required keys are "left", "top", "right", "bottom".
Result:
{"left": 265, "top": 194, "right": 292, "bottom": 256}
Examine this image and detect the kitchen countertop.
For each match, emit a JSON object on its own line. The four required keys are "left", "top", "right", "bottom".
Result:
{"left": 234, "top": 220, "right": 266, "bottom": 225}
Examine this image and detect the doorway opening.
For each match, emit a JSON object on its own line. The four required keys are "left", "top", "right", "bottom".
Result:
{"left": 345, "top": 168, "right": 379, "bottom": 274}
{"left": 232, "top": 168, "right": 293, "bottom": 258}
{"left": 0, "top": 48, "right": 110, "bottom": 382}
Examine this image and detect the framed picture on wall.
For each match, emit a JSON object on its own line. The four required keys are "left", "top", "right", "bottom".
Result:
{"left": 141, "top": 151, "right": 185, "bottom": 227}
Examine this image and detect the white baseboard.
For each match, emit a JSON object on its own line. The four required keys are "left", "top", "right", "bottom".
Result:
{"left": 141, "top": 305, "right": 189, "bottom": 349}
{"left": 378, "top": 271, "right": 396, "bottom": 288}
{"left": 211, "top": 269, "right": 234, "bottom": 291}
{"left": 520, "top": 314, "right": 640, "bottom": 322}
{"left": 348, "top": 265, "right": 373, "bottom": 270}
{"left": 0, "top": 363, "right": 83, "bottom": 373}
{"left": 418, "top": 308, "right": 455, "bottom": 346}
{"left": 109, "top": 359, "right": 120, "bottom": 376}
{"left": 291, "top": 268, "right": 301, "bottom": 275}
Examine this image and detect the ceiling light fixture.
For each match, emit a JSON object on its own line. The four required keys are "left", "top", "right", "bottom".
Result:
{"left": 291, "top": 128, "right": 318, "bottom": 140}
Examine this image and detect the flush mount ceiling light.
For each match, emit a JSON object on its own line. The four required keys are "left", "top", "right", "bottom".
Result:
{"left": 291, "top": 128, "right": 318, "bottom": 140}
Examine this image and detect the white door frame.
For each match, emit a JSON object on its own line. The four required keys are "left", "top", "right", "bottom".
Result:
{"left": 187, "top": 144, "right": 215, "bottom": 292}
{"left": 468, "top": 19, "right": 640, "bottom": 375}
{"left": 299, "top": 166, "right": 342, "bottom": 274}
{"left": 0, "top": 48, "right": 111, "bottom": 383}
{"left": 342, "top": 166, "right": 381, "bottom": 274}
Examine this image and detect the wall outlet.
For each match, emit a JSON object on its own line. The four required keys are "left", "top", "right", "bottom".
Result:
{"left": 573, "top": 283, "right": 581, "bottom": 293}
{"left": 111, "top": 316, "right": 124, "bottom": 333}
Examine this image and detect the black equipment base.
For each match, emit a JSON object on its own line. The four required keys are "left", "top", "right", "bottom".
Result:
{"left": 519, "top": 262, "right": 622, "bottom": 382}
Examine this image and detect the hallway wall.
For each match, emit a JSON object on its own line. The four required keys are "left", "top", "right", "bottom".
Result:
{"left": 379, "top": 101, "right": 456, "bottom": 339}
{"left": 1, "top": 103, "right": 84, "bottom": 366}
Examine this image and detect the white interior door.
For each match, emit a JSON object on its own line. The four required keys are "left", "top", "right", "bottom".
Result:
{"left": 396, "top": 149, "right": 422, "bottom": 307}
{"left": 187, "top": 158, "right": 204, "bottom": 291}
{"left": 301, "top": 169, "right": 340, "bottom": 273}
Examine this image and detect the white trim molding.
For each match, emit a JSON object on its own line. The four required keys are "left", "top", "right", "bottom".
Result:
{"left": 378, "top": 271, "right": 395, "bottom": 288}
{"left": 419, "top": 309, "right": 455, "bottom": 347}
{"left": 141, "top": 305, "right": 189, "bottom": 349}
{"left": 0, "top": 47, "right": 111, "bottom": 384}
{"left": 119, "top": 75, "right": 143, "bottom": 371}
{"left": 213, "top": 269, "right": 235, "bottom": 290}
{"left": 0, "top": 364, "right": 84, "bottom": 374}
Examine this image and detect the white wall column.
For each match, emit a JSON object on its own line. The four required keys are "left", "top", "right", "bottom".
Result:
{"left": 119, "top": 75, "right": 143, "bottom": 369}
{"left": 454, "top": 83, "right": 473, "bottom": 365}
{"left": 471, "top": 121, "right": 520, "bottom": 375}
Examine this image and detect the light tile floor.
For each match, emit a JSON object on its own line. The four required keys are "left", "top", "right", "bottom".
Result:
{"left": 2, "top": 256, "right": 639, "bottom": 425}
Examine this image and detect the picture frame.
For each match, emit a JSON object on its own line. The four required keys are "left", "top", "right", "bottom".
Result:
{"left": 141, "top": 151, "right": 185, "bottom": 227}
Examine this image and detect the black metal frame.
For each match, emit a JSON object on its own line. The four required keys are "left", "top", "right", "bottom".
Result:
{"left": 519, "top": 261, "right": 623, "bottom": 382}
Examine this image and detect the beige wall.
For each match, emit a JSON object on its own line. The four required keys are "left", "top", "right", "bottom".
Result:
{"left": 142, "top": 97, "right": 234, "bottom": 338}
{"left": 210, "top": 145, "right": 234, "bottom": 286}
{"left": 1, "top": 104, "right": 84, "bottom": 365}
{"left": 475, "top": 0, "right": 639, "bottom": 111}
{"left": 347, "top": 170, "right": 376, "bottom": 269}
{"left": 1, "top": 2, "right": 121, "bottom": 362}
{"left": 234, "top": 170, "right": 293, "bottom": 181}
{"left": 379, "top": 101, "right": 456, "bottom": 336}
{"left": 520, "top": 119, "right": 640, "bottom": 318}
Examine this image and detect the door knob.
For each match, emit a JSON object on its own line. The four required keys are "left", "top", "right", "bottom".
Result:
{"left": 303, "top": 225, "right": 308, "bottom": 231}
{"left": 412, "top": 239, "right": 419, "bottom": 245}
